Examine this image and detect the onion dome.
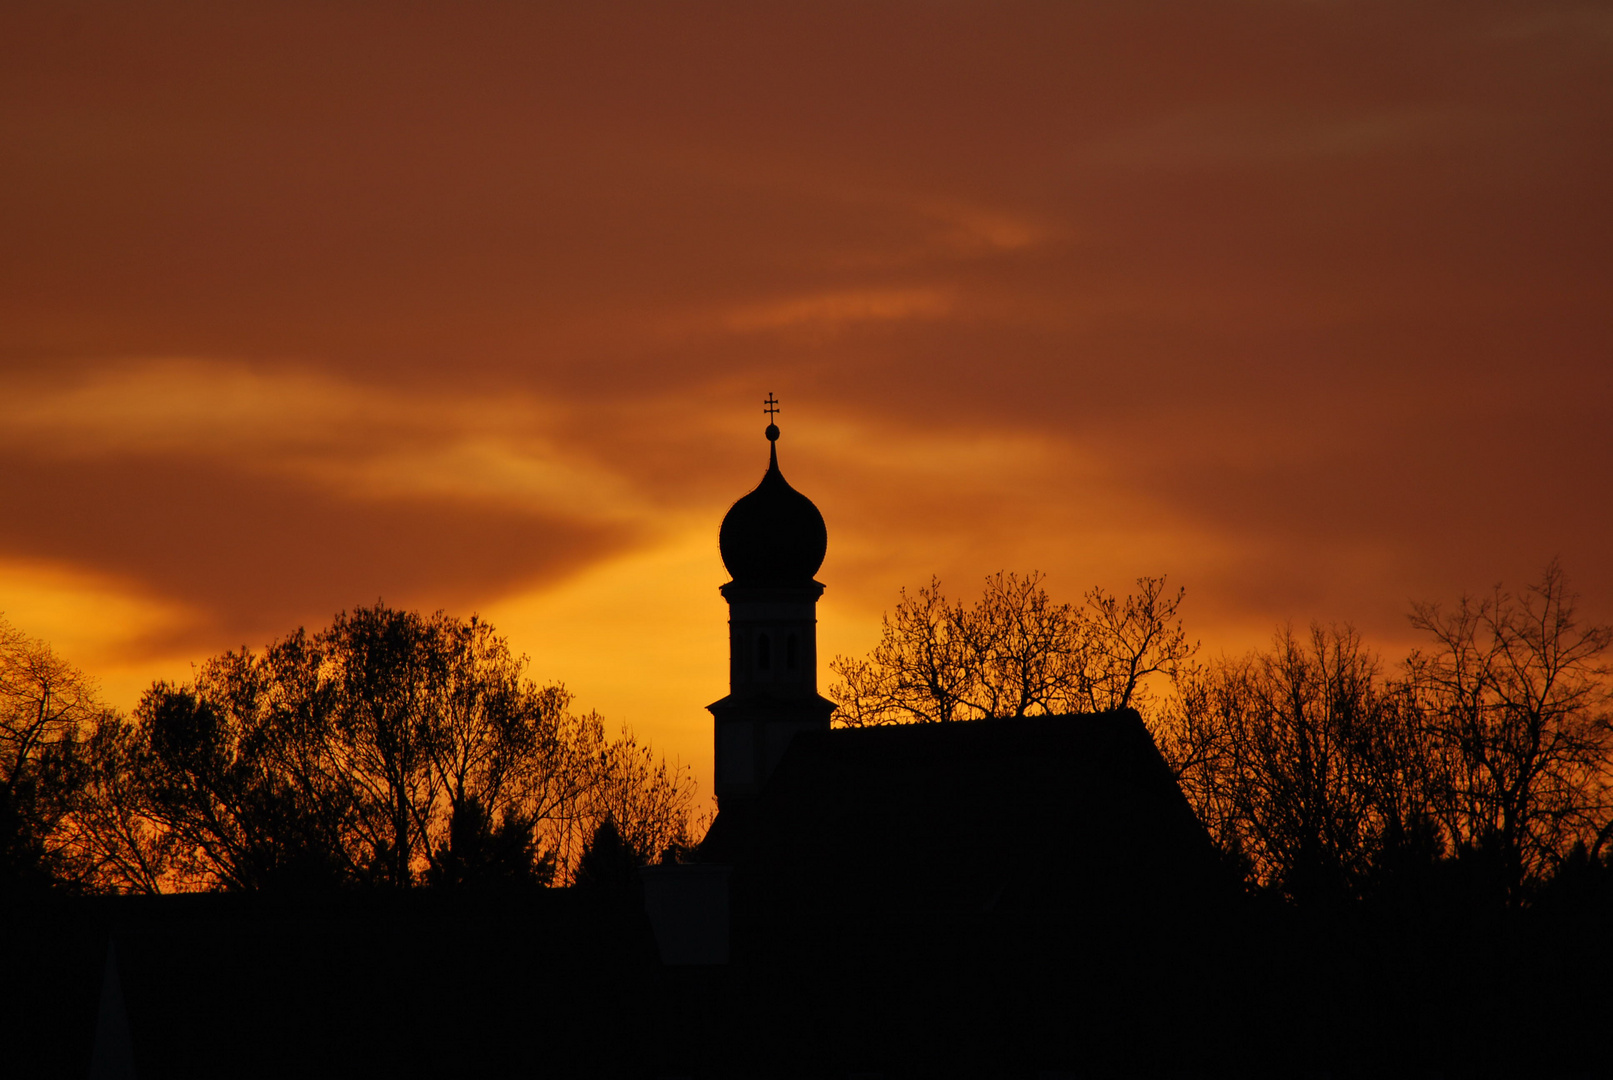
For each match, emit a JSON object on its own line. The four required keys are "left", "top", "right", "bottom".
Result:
{"left": 719, "top": 423, "right": 827, "bottom": 585}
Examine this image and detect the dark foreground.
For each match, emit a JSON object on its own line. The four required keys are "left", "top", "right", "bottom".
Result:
{"left": 5, "top": 713, "right": 1611, "bottom": 1078}
{"left": 3, "top": 871, "right": 1611, "bottom": 1077}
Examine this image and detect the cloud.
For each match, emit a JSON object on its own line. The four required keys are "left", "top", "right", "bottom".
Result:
{"left": 0, "top": 360, "right": 646, "bottom": 524}
{"left": 0, "top": 450, "right": 630, "bottom": 653}
{"left": 1, "top": 0, "right": 1611, "bottom": 728}
{"left": 0, "top": 557, "right": 199, "bottom": 666}
{"left": 0, "top": 361, "right": 656, "bottom": 657}
{"left": 719, "top": 287, "right": 953, "bottom": 334}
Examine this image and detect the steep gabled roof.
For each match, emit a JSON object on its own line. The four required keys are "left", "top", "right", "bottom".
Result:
{"left": 688, "top": 710, "right": 1234, "bottom": 1074}
{"left": 702, "top": 709, "right": 1223, "bottom": 921}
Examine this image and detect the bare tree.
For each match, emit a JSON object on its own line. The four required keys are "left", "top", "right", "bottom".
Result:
{"left": 968, "top": 571, "right": 1085, "bottom": 718}
{"left": 829, "top": 578, "right": 980, "bottom": 725}
{"left": 323, "top": 607, "right": 452, "bottom": 887}
{"left": 562, "top": 711, "right": 697, "bottom": 871}
{"left": 70, "top": 713, "right": 176, "bottom": 894}
{"left": 425, "top": 617, "right": 576, "bottom": 887}
{"left": 1076, "top": 576, "right": 1195, "bottom": 714}
{"left": 1157, "top": 624, "right": 1436, "bottom": 904}
{"left": 0, "top": 616, "right": 106, "bottom": 889}
{"left": 79, "top": 605, "right": 699, "bottom": 892}
{"left": 1156, "top": 563, "right": 1613, "bottom": 906}
{"left": 828, "top": 572, "right": 1193, "bottom": 726}
{"left": 1405, "top": 560, "right": 1613, "bottom": 896}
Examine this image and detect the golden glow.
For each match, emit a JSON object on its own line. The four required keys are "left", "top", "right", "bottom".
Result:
{"left": 0, "top": 558, "right": 202, "bottom": 709}
{"left": 481, "top": 522, "right": 729, "bottom": 803}
{"left": 0, "top": 1, "right": 1609, "bottom": 771}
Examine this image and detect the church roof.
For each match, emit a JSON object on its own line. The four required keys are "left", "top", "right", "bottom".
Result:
{"left": 717, "top": 430, "right": 826, "bottom": 586}
{"left": 700, "top": 709, "right": 1224, "bottom": 919}
{"left": 690, "top": 710, "right": 1235, "bottom": 1073}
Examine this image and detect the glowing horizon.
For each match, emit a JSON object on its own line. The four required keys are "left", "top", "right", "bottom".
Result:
{"left": 3, "top": 2, "right": 1611, "bottom": 799}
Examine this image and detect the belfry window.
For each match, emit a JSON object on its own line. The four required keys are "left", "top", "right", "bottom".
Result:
{"left": 786, "top": 634, "right": 798, "bottom": 670}
{"left": 757, "top": 633, "right": 771, "bottom": 670}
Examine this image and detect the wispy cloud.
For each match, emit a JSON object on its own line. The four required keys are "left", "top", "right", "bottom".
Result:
{"left": 0, "top": 360, "right": 645, "bottom": 526}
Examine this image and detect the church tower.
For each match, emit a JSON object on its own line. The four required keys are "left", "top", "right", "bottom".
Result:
{"left": 708, "top": 396, "right": 835, "bottom": 808}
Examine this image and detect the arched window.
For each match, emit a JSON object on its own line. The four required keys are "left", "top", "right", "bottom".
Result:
{"left": 757, "top": 633, "right": 771, "bottom": 671}
{"left": 786, "top": 634, "right": 798, "bottom": 670}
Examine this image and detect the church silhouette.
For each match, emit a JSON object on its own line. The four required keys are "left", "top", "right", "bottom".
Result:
{"left": 640, "top": 408, "right": 1233, "bottom": 1075}
{"left": 2, "top": 406, "right": 1236, "bottom": 1078}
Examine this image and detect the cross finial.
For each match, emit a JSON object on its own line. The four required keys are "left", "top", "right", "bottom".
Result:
{"left": 763, "top": 393, "right": 781, "bottom": 442}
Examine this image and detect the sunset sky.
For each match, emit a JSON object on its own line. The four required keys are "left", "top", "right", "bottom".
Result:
{"left": 3, "top": 1, "right": 1610, "bottom": 800}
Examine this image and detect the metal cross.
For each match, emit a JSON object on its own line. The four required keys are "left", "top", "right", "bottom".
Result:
{"left": 763, "top": 393, "right": 780, "bottom": 421}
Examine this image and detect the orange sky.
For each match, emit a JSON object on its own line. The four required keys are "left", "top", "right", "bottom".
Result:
{"left": 3, "top": 2, "right": 1611, "bottom": 803}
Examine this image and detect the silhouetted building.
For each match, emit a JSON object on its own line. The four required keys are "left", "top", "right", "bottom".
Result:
{"left": 0, "top": 413, "right": 1242, "bottom": 1077}
{"left": 11, "top": 411, "right": 1606, "bottom": 1076}
{"left": 707, "top": 417, "right": 835, "bottom": 804}
{"left": 639, "top": 417, "right": 1236, "bottom": 1074}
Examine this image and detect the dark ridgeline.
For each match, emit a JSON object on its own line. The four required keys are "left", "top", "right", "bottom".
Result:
{"left": 3, "top": 399, "right": 1611, "bottom": 1078}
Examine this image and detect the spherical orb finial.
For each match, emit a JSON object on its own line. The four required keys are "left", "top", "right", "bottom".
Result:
{"left": 765, "top": 423, "right": 780, "bottom": 442}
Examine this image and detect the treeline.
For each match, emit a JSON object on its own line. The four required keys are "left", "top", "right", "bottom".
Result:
{"left": 0, "top": 606, "right": 698, "bottom": 895}
{"left": 829, "top": 561, "right": 1613, "bottom": 908}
